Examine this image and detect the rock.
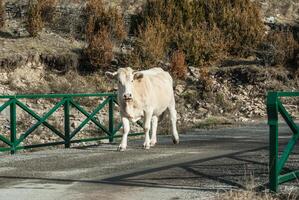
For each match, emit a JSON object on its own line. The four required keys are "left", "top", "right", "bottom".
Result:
{"left": 175, "top": 84, "right": 185, "bottom": 95}
{"left": 198, "top": 107, "right": 208, "bottom": 114}
{"left": 239, "top": 117, "right": 249, "bottom": 122}
{"left": 186, "top": 104, "right": 192, "bottom": 109}
{"left": 265, "top": 16, "right": 276, "bottom": 24}
{"left": 187, "top": 66, "right": 199, "bottom": 77}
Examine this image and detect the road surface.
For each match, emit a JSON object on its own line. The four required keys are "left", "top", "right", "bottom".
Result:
{"left": 0, "top": 123, "right": 298, "bottom": 200}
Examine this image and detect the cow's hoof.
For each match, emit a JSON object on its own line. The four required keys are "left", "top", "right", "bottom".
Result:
{"left": 143, "top": 143, "right": 151, "bottom": 150}
{"left": 144, "top": 145, "right": 150, "bottom": 150}
{"left": 172, "top": 137, "right": 179, "bottom": 144}
{"left": 117, "top": 146, "right": 126, "bottom": 151}
{"left": 150, "top": 141, "right": 156, "bottom": 147}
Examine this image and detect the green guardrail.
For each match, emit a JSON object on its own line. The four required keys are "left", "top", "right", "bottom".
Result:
{"left": 0, "top": 93, "right": 143, "bottom": 154}
{"left": 267, "top": 91, "right": 299, "bottom": 192}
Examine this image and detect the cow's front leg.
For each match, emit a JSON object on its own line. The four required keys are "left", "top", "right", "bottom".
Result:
{"left": 118, "top": 117, "right": 130, "bottom": 151}
{"left": 143, "top": 111, "right": 153, "bottom": 150}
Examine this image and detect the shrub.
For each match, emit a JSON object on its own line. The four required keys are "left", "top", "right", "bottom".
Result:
{"left": 177, "top": 25, "right": 227, "bottom": 66}
{"left": 39, "top": 0, "right": 57, "bottom": 23}
{"left": 266, "top": 30, "right": 299, "bottom": 68}
{"left": 84, "top": 27, "right": 113, "bottom": 70}
{"left": 216, "top": 0, "right": 265, "bottom": 55}
{"left": 134, "top": 0, "right": 265, "bottom": 67}
{"left": 84, "top": 0, "right": 127, "bottom": 69}
{"left": 27, "top": 0, "right": 43, "bottom": 37}
{"left": 27, "top": 0, "right": 57, "bottom": 37}
{"left": 0, "top": 0, "right": 4, "bottom": 29}
{"left": 170, "top": 50, "right": 187, "bottom": 79}
{"left": 198, "top": 67, "right": 213, "bottom": 91}
{"left": 85, "top": 0, "right": 126, "bottom": 42}
{"left": 133, "top": 18, "right": 168, "bottom": 68}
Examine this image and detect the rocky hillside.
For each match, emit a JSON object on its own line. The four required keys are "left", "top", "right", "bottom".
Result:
{"left": 0, "top": 0, "right": 298, "bottom": 147}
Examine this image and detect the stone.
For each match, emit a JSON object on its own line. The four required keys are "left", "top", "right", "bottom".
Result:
{"left": 175, "top": 84, "right": 185, "bottom": 95}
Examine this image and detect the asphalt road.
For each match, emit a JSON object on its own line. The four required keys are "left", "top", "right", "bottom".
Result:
{"left": 0, "top": 123, "right": 298, "bottom": 200}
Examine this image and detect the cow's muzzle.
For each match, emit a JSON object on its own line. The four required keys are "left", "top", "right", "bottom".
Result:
{"left": 124, "top": 97, "right": 133, "bottom": 102}
{"left": 123, "top": 93, "right": 133, "bottom": 101}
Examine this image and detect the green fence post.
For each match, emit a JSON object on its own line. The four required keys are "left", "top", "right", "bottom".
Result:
{"left": 267, "top": 92, "right": 279, "bottom": 192}
{"left": 64, "top": 98, "right": 70, "bottom": 148}
{"left": 10, "top": 98, "right": 17, "bottom": 154}
{"left": 109, "top": 96, "right": 114, "bottom": 143}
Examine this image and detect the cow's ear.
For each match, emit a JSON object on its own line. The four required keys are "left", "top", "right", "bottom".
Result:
{"left": 105, "top": 71, "right": 117, "bottom": 79}
{"left": 133, "top": 72, "right": 143, "bottom": 80}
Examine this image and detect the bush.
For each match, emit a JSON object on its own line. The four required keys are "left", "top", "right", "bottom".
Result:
{"left": 84, "top": 27, "right": 113, "bottom": 70}
{"left": 266, "top": 30, "right": 299, "bottom": 68}
{"left": 215, "top": 0, "right": 265, "bottom": 55}
{"left": 27, "top": 0, "right": 43, "bottom": 37}
{"left": 134, "top": 0, "right": 265, "bottom": 68}
{"left": 170, "top": 50, "right": 187, "bottom": 79}
{"left": 84, "top": 0, "right": 127, "bottom": 69}
{"left": 39, "top": 0, "right": 57, "bottom": 23}
{"left": 198, "top": 67, "right": 213, "bottom": 91}
{"left": 177, "top": 25, "right": 227, "bottom": 66}
{"left": 85, "top": 0, "right": 126, "bottom": 42}
{"left": 133, "top": 18, "right": 168, "bottom": 68}
{"left": 0, "top": 0, "right": 4, "bottom": 29}
{"left": 27, "top": 0, "right": 57, "bottom": 37}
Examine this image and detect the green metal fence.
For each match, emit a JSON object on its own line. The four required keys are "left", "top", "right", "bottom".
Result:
{"left": 267, "top": 91, "right": 299, "bottom": 192}
{"left": 0, "top": 93, "right": 142, "bottom": 154}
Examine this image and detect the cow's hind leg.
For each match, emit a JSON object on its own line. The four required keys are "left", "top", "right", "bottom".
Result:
{"left": 118, "top": 117, "right": 130, "bottom": 151}
{"left": 168, "top": 104, "right": 179, "bottom": 144}
{"left": 143, "top": 110, "right": 153, "bottom": 150}
{"left": 150, "top": 116, "right": 158, "bottom": 147}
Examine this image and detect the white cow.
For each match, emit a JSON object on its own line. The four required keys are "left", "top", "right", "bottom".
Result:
{"left": 106, "top": 67, "right": 179, "bottom": 151}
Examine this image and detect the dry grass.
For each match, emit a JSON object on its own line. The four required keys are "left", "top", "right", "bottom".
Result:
{"left": 216, "top": 175, "right": 299, "bottom": 200}
{"left": 216, "top": 189, "right": 299, "bottom": 200}
{"left": 0, "top": 0, "right": 4, "bottom": 29}
{"left": 194, "top": 116, "right": 233, "bottom": 129}
{"left": 216, "top": 190, "right": 279, "bottom": 200}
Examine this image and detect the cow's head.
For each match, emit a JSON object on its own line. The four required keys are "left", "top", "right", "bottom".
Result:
{"left": 106, "top": 67, "right": 143, "bottom": 102}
